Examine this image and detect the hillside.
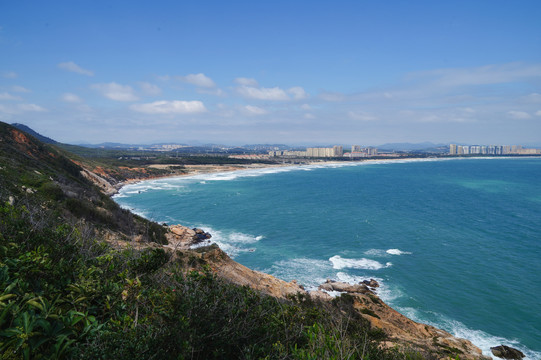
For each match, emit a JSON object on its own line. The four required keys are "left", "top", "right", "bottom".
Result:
{"left": 10, "top": 123, "right": 58, "bottom": 144}
{"left": 0, "top": 121, "right": 490, "bottom": 359}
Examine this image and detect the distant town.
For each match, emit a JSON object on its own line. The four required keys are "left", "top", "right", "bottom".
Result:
{"left": 448, "top": 144, "right": 541, "bottom": 155}
{"left": 112, "top": 142, "right": 541, "bottom": 161}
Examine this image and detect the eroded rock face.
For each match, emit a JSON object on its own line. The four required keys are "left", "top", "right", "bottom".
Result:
{"left": 363, "top": 279, "right": 380, "bottom": 288}
{"left": 311, "top": 278, "right": 489, "bottom": 360}
{"left": 187, "top": 244, "right": 307, "bottom": 299}
{"left": 318, "top": 279, "right": 373, "bottom": 294}
{"left": 166, "top": 225, "right": 212, "bottom": 249}
{"left": 348, "top": 292, "right": 490, "bottom": 360}
{"left": 491, "top": 345, "right": 525, "bottom": 359}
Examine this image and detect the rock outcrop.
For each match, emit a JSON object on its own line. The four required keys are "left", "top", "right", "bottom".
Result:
{"left": 311, "top": 279, "right": 490, "bottom": 360}
{"left": 80, "top": 167, "right": 117, "bottom": 196}
{"left": 318, "top": 279, "right": 373, "bottom": 294}
{"left": 363, "top": 279, "right": 380, "bottom": 288}
{"left": 166, "top": 225, "right": 212, "bottom": 249}
{"left": 181, "top": 244, "right": 306, "bottom": 299}
{"left": 491, "top": 345, "right": 525, "bottom": 359}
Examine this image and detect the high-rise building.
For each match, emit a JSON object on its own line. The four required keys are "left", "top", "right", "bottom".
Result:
{"left": 449, "top": 144, "right": 457, "bottom": 155}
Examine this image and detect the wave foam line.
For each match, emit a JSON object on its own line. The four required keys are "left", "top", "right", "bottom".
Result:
{"left": 386, "top": 248, "right": 412, "bottom": 255}
{"left": 198, "top": 226, "right": 263, "bottom": 258}
{"left": 397, "top": 307, "right": 541, "bottom": 360}
{"left": 329, "top": 255, "right": 391, "bottom": 270}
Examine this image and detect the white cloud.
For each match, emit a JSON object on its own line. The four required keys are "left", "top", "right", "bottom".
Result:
{"left": 138, "top": 82, "right": 162, "bottom": 96}
{"left": 347, "top": 111, "right": 377, "bottom": 121}
{"left": 177, "top": 73, "right": 216, "bottom": 88}
{"left": 241, "top": 105, "right": 267, "bottom": 116}
{"left": 237, "top": 86, "right": 289, "bottom": 100}
{"left": 61, "top": 93, "right": 83, "bottom": 103}
{"left": 301, "top": 104, "right": 311, "bottom": 110}
{"left": 409, "top": 62, "right": 541, "bottom": 88}
{"left": 536, "top": 110, "right": 541, "bottom": 116}
{"left": 0, "top": 103, "right": 47, "bottom": 114}
{"left": 288, "top": 86, "right": 308, "bottom": 100}
{"left": 507, "top": 110, "right": 531, "bottom": 120}
{"left": 12, "top": 85, "right": 31, "bottom": 93}
{"left": 130, "top": 100, "right": 207, "bottom": 114}
{"left": 58, "top": 61, "right": 94, "bottom": 76}
{"left": 18, "top": 103, "right": 47, "bottom": 112}
{"left": 234, "top": 77, "right": 259, "bottom": 86}
{"left": 2, "top": 71, "right": 17, "bottom": 79}
{"left": 0, "top": 92, "right": 22, "bottom": 101}
{"left": 91, "top": 82, "right": 139, "bottom": 101}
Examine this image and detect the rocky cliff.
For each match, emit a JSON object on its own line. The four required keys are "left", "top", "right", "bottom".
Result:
{"left": 166, "top": 240, "right": 490, "bottom": 360}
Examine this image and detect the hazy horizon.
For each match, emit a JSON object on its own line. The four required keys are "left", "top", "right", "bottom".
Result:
{"left": 1, "top": 1, "right": 540, "bottom": 145}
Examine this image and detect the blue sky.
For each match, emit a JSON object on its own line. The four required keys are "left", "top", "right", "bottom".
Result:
{"left": 1, "top": 0, "right": 540, "bottom": 145}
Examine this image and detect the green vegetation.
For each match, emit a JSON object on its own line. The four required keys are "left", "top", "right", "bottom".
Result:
{"left": 0, "top": 122, "right": 441, "bottom": 359}
{"left": 0, "top": 201, "right": 431, "bottom": 359}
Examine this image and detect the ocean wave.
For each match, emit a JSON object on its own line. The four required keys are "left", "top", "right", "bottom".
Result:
{"left": 115, "top": 180, "right": 186, "bottom": 196}
{"left": 386, "top": 248, "right": 412, "bottom": 255}
{"left": 397, "top": 307, "right": 541, "bottom": 360}
{"left": 364, "top": 248, "right": 412, "bottom": 257}
{"left": 329, "top": 255, "right": 391, "bottom": 270}
{"left": 185, "top": 166, "right": 302, "bottom": 182}
{"left": 264, "top": 258, "right": 332, "bottom": 290}
{"left": 198, "top": 226, "right": 263, "bottom": 258}
{"left": 116, "top": 158, "right": 465, "bottom": 195}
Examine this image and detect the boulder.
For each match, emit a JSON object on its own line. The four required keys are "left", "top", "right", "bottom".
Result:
{"left": 170, "top": 226, "right": 187, "bottom": 237}
{"left": 363, "top": 279, "right": 380, "bottom": 288}
{"left": 318, "top": 280, "right": 372, "bottom": 294}
{"left": 309, "top": 290, "right": 333, "bottom": 301}
{"left": 490, "top": 345, "right": 525, "bottom": 359}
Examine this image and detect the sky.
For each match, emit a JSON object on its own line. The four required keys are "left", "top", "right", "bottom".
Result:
{"left": 1, "top": 0, "right": 540, "bottom": 146}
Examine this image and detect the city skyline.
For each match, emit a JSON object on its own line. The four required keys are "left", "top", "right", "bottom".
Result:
{"left": 1, "top": 1, "right": 540, "bottom": 145}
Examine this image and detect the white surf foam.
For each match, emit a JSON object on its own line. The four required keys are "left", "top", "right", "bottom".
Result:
{"left": 329, "top": 255, "right": 391, "bottom": 270}
{"left": 363, "top": 248, "right": 412, "bottom": 257}
{"left": 397, "top": 307, "right": 541, "bottom": 360}
{"left": 386, "top": 248, "right": 412, "bottom": 255}
{"left": 197, "top": 226, "right": 263, "bottom": 258}
{"left": 265, "top": 258, "right": 332, "bottom": 290}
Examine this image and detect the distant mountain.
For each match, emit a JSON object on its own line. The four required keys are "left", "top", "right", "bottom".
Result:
{"left": 11, "top": 123, "right": 58, "bottom": 144}
{"left": 377, "top": 142, "right": 447, "bottom": 152}
{"left": 75, "top": 142, "right": 141, "bottom": 149}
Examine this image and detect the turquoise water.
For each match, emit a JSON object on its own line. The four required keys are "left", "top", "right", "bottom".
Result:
{"left": 114, "top": 158, "right": 541, "bottom": 359}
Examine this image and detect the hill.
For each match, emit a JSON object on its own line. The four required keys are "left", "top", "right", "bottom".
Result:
{"left": 10, "top": 122, "right": 58, "bottom": 144}
{"left": 0, "top": 121, "right": 489, "bottom": 359}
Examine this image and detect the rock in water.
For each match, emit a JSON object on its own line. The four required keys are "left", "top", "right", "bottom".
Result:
{"left": 490, "top": 345, "right": 525, "bottom": 359}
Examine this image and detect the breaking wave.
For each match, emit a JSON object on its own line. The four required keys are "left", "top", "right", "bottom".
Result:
{"left": 329, "top": 255, "right": 392, "bottom": 270}
{"left": 397, "top": 307, "right": 541, "bottom": 360}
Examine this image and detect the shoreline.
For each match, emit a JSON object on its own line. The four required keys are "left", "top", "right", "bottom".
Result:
{"left": 113, "top": 155, "right": 539, "bottom": 194}
{"left": 109, "top": 156, "right": 541, "bottom": 359}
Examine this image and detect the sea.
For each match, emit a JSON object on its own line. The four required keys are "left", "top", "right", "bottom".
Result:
{"left": 114, "top": 157, "right": 541, "bottom": 359}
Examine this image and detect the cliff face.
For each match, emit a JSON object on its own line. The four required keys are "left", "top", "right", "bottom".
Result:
{"left": 170, "top": 243, "right": 489, "bottom": 360}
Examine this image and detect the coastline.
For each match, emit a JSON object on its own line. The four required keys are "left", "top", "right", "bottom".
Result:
{"left": 107, "top": 156, "right": 541, "bottom": 359}
{"left": 113, "top": 155, "right": 541, "bottom": 194}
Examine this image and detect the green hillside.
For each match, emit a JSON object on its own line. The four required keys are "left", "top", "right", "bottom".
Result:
{"left": 0, "top": 121, "right": 428, "bottom": 359}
